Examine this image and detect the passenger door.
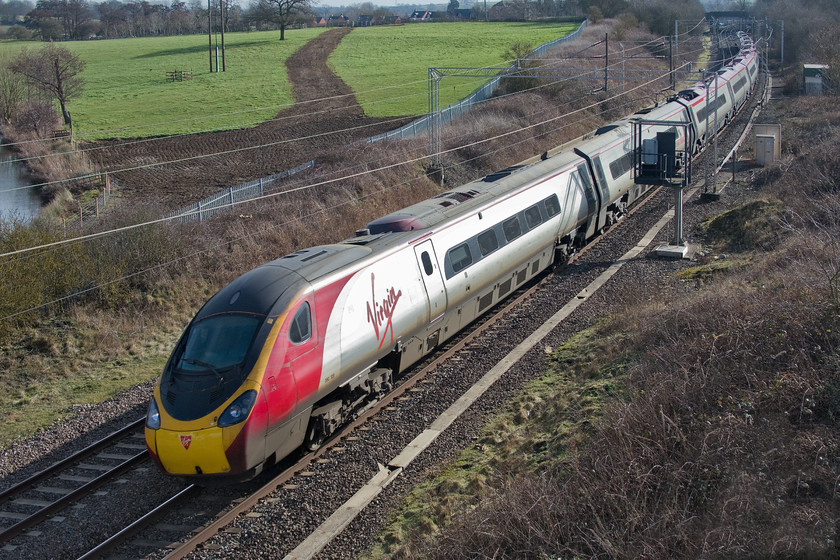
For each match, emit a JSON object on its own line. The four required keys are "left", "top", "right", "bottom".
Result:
{"left": 414, "top": 240, "right": 447, "bottom": 323}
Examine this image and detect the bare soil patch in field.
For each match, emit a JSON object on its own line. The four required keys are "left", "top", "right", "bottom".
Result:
{"left": 89, "top": 28, "right": 413, "bottom": 209}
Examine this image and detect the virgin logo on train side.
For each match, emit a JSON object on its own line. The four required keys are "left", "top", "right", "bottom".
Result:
{"left": 180, "top": 435, "right": 192, "bottom": 450}
{"left": 365, "top": 273, "right": 402, "bottom": 350}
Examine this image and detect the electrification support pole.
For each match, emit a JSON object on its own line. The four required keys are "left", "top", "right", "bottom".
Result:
{"left": 620, "top": 42, "right": 625, "bottom": 93}
{"left": 604, "top": 33, "right": 609, "bottom": 92}
{"left": 669, "top": 35, "right": 674, "bottom": 90}
{"left": 780, "top": 20, "right": 785, "bottom": 71}
{"left": 220, "top": 0, "right": 226, "bottom": 71}
{"left": 675, "top": 20, "right": 679, "bottom": 70}
{"left": 712, "top": 71, "right": 719, "bottom": 193}
{"left": 703, "top": 69, "right": 710, "bottom": 193}
{"left": 428, "top": 68, "right": 443, "bottom": 180}
{"left": 673, "top": 184, "right": 684, "bottom": 246}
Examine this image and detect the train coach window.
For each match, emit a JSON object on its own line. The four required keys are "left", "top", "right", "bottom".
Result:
{"left": 477, "top": 229, "right": 499, "bottom": 257}
{"left": 502, "top": 216, "right": 522, "bottom": 242}
{"left": 524, "top": 205, "right": 542, "bottom": 229}
{"left": 289, "top": 302, "right": 312, "bottom": 344}
{"left": 449, "top": 243, "right": 473, "bottom": 274}
{"left": 544, "top": 194, "right": 561, "bottom": 217}
{"left": 421, "top": 251, "right": 434, "bottom": 276}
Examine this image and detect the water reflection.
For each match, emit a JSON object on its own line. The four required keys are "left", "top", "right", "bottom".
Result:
{"left": 0, "top": 141, "right": 41, "bottom": 222}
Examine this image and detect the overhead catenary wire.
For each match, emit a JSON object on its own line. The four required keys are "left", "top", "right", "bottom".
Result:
{"left": 3, "top": 30, "right": 741, "bottom": 327}
{"left": 0, "top": 62, "right": 683, "bottom": 263}
{"left": 0, "top": 87, "right": 645, "bottom": 324}
{"left": 0, "top": 26, "right": 677, "bottom": 167}
{"left": 0, "top": 44, "right": 684, "bottom": 197}
{"left": 0, "top": 28, "right": 718, "bottom": 323}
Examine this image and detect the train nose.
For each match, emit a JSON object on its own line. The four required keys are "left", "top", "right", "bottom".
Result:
{"left": 154, "top": 427, "right": 231, "bottom": 475}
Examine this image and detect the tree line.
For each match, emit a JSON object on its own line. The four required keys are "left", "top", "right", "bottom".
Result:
{"left": 0, "top": 0, "right": 331, "bottom": 41}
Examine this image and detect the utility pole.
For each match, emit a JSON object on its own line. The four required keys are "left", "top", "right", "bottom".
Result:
{"left": 669, "top": 35, "right": 674, "bottom": 90}
{"left": 780, "top": 19, "right": 785, "bottom": 71}
{"left": 208, "top": 0, "right": 213, "bottom": 72}
{"left": 675, "top": 20, "right": 679, "bottom": 71}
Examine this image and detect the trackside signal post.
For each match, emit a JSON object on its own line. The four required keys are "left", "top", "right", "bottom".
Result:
{"left": 632, "top": 118, "right": 695, "bottom": 258}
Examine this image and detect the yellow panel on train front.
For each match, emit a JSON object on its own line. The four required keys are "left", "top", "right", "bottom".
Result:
{"left": 155, "top": 428, "right": 230, "bottom": 475}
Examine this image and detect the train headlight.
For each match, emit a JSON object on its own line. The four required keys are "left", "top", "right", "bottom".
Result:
{"left": 146, "top": 398, "right": 161, "bottom": 430}
{"left": 218, "top": 390, "right": 257, "bottom": 428}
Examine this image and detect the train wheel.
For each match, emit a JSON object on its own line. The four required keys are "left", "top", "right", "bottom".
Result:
{"left": 304, "top": 419, "right": 324, "bottom": 451}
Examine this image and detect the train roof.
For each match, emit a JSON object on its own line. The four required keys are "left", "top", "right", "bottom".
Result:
{"left": 272, "top": 244, "right": 373, "bottom": 282}
{"left": 196, "top": 244, "right": 373, "bottom": 319}
{"left": 365, "top": 150, "right": 582, "bottom": 233}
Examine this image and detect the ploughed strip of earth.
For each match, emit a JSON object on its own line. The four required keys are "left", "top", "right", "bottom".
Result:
{"left": 90, "top": 28, "right": 413, "bottom": 209}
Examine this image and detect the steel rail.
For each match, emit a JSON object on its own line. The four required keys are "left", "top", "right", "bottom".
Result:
{"left": 0, "top": 450, "right": 149, "bottom": 543}
{"left": 0, "top": 418, "right": 145, "bottom": 506}
{"left": 76, "top": 484, "right": 200, "bottom": 560}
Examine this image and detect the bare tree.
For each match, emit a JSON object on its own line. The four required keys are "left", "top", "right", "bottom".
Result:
{"left": 9, "top": 44, "right": 85, "bottom": 130}
{"left": 256, "top": 0, "right": 311, "bottom": 40}
{"left": 0, "top": 53, "right": 27, "bottom": 125}
{"left": 16, "top": 100, "right": 61, "bottom": 138}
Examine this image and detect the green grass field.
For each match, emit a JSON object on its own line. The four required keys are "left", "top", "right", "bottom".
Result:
{"left": 329, "top": 22, "right": 579, "bottom": 117}
{"left": 5, "top": 22, "right": 577, "bottom": 140}
{"left": 63, "top": 29, "right": 327, "bottom": 140}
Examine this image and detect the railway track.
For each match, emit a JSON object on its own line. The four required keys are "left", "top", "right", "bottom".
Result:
{"left": 0, "top": 419, "right": 147, "bottom": 544}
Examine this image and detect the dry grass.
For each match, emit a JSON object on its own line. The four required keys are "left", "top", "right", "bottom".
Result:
{"left": 373, "top": 94, "right": 840, "bottom": 559}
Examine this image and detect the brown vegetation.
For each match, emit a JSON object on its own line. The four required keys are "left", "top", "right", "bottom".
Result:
{"left": 373, "top": 96, "right": 840, "bottom": 560}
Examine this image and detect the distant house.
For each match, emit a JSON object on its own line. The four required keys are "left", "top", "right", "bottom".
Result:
{"left": 327, "top": 14, "right": 350, "bottom": 26}
{"left": 357, "top": 14, "right": 373, "bottom": 26}
{"left": 313, "top": 16, "right": 327, "bottom": 27}
{"left": 410, "top": 10, "right": 433, "bottom": 21}
{"left": 488, "top": 0, "right": 531, "bottom": 19}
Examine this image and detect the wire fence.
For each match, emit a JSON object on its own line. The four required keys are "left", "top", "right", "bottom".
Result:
{"left": 61, "top": 172, "right": 113, "bottom": 231}
{"left": 125, "top": 19, "right": 589, "bottom": 227}
{"left": 162, "top": 160, "right": 315, "bottom": 224}
{"left": 367, "top": 19, "right": 588, "bottom": 142}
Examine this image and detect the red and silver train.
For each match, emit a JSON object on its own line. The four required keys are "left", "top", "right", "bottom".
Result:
{"left": 145, "top": 31, "right": 758, "bottom": 478}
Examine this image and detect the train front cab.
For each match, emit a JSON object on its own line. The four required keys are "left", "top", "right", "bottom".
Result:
{"left": 145, "top": 265, "right": 319, "bottom": 479}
